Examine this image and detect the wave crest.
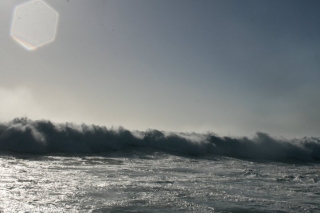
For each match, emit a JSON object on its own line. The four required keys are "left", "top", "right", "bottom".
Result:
{"left": 0, "top": 118, "right": 319, "bottom": 161}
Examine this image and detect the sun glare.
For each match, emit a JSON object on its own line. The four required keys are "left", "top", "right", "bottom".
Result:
{"left": 10, "top": 0, "right": 59, "bottom": 51}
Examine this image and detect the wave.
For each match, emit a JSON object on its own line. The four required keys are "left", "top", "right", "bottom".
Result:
{"left": 0, "top": 118, "right": 320, "bottom": 162}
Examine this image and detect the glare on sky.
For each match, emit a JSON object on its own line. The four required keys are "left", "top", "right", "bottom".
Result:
{"left": 10, "top": 0, "right": 58, "bottom": 51}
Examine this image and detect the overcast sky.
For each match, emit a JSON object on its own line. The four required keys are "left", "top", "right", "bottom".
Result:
{"left": 1, "top": 0, "right": 320, "bottom": 138}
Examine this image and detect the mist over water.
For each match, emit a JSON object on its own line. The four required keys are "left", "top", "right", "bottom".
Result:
{"left": 0, "top": 118, "right": 320, "bottom": 162}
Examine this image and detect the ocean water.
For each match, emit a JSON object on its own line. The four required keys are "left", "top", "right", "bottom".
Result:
{"left": 0, "top": 119, "right": 320, "bottom": 212}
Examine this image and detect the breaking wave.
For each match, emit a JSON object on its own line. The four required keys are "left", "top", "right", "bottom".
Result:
{"left": 0, "top": 118, "right": 320, "bottom": 162}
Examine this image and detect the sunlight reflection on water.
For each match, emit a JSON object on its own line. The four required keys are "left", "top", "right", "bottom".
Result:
{"left": 0, "top": 152, "right": 319, "bottom": 212}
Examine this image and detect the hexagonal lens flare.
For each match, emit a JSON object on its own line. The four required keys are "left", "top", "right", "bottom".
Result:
{"left": 11, "top": 0, "right": 59, "bottom": 51}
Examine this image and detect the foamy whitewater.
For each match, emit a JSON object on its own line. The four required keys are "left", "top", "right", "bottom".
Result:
{"left": 0, "top": 118, "right": 319, "bottom": 212}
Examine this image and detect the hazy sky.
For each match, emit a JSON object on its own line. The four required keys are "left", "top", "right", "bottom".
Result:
{"left": 1, "top": 0, "right": 320, "bottom": 138}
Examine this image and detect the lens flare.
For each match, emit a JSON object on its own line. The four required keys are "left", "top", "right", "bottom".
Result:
{"left": 10, "top": 0, "right": 58, "bottom": 51}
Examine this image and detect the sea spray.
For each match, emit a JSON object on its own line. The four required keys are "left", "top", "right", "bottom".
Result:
{"left": 0, "top": 118, "right": 319, "bottom": 161}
